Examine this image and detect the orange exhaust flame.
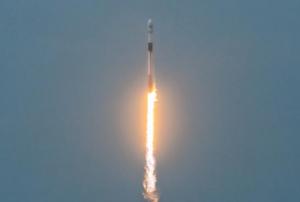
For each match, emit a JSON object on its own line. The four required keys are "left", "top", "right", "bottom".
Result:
{"left": 143, "top": 89, "right": 159, "bottom": 202}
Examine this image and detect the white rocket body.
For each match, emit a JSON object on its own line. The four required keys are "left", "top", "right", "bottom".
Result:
{"left": 147, "top": 19, "right": 154, "bottom": 91}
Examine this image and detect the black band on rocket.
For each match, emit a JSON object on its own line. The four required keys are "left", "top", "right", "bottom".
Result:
{"left": 148, "top": 42, "right": 153, "bottom": 52}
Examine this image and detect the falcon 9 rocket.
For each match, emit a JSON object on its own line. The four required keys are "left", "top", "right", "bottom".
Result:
{"left": 147, "top": 19, "right": 154, "bottom": 91}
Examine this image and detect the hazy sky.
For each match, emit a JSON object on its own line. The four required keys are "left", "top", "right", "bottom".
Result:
{"left": 0, "top": 0, "right": 299, "bottom": 201}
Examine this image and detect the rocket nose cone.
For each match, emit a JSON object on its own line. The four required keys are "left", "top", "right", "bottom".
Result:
{"left": 147, "top": 19, "right": 153, "bottom": 33}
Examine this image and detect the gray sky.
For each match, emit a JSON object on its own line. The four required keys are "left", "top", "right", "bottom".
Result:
{"left": 0, "top": 0, "right": 299, "bottom": 201}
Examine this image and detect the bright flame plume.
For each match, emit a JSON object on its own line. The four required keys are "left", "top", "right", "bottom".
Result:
{"left": 143, "top": 89, "right": 159, "bottom": 202}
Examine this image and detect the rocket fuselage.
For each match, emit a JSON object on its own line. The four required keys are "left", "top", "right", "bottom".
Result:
{"left": 147, "top": 19, "right": 154, "bottom": 91}
{"left": 147, "top": 51, "right": 154, "bottom": 91}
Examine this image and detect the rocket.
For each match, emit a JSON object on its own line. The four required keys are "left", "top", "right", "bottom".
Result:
{"left": 147, "top": 19, "right": 154, "bottom": 91}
